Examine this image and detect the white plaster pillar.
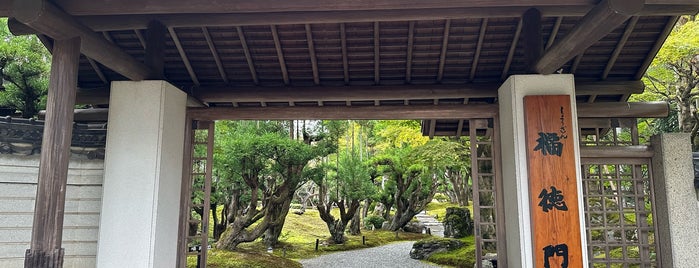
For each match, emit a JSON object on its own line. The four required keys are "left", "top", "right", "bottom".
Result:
{"left": 651, "top": 133, "right": 699, "bottom": 268}
{"left": 96, "top": 81, "right": 186, "bottom": 268}
{"left": 497, "top": 74, "right": 588, "bottom": 267}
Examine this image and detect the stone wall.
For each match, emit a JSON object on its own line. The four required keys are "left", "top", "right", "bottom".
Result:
{"left": 0, "top": 154, "right": 103, "bottom": 268}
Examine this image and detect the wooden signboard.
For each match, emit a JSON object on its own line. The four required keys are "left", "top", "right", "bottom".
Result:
{"left": 524, "top": 95, "right": 583, "bottom": 268}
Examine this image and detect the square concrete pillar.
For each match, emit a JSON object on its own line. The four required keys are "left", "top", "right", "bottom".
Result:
{"left": 96, "top": 81, "right": 187, "bottom": 268}
{"left": 498, "top": 74, "right": 588, "bottom": 268}
{"left": 651, "top": 133, "right": 699, "bottom": 268}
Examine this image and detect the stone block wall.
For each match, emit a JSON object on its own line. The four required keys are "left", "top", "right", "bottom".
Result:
{"left": 0, "top": 154, "right": 103, "bottom": 268}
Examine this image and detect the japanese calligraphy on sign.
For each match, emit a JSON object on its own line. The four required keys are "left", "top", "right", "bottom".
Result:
{"left": 524, "top": 95, "right": 583, "bottom": 268}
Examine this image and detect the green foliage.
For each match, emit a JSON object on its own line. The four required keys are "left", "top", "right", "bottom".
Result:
{"left": 423, "top": 236, "right": 477, "bottom": 268}
{"left": 0, "top": 18, "right": 51, "bottom": 118}
{"left": 363, "top": 215, "right": 385, "bottom": 229}
{"left": 337, "top": 150, "right": 375, "bottom": 201}
{"left": 187, "top": 249, "right": 302, "bottom": 268}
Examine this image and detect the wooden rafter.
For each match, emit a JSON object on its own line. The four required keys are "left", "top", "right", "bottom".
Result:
{"left": 86, "top": 57, "right": 108, "bottom": 84}
{"left": 168, "top": 27, "right": 200, "bottom": 86}
{"left": 271, "top": 25, "right": 290, "bottom": 85}
{"left": 437, "top": 19, "right": 451, "bottom": 82}
{"left": 545, "top": 16, "right": 564, "bottom": 50}
{"left": 570, "top": 53, "right": 584, "bottom": 74}
{"left": 236, "top": 26, "right": 259, "bottom": 85}
{"left": 10, "top": 1, "right": 154, "bottom": 80}
{"left": 470, "top": 18, "right": 488, "bottom": 81}
{"left": 501, "top": 18, "right": 523, "bottom": 80}
{"left": 534, "top": 0, "right": 644, "bottom": 74}
{"left": 305, "top": 24, "right": 320, "bottom": 85}
{"left": 602, "top": 16, "right": 639, "bottom": 79}
{"left": 456, "top": 119, "right": 465, "bottom": 138}
{"left": 406, "top": 21, "right": 415, "bottom": 83}
{"left": 374, "top": 21, "right": 380, "bottom": 85}
{"left": 634, "top": 16, "right": 679, "bottom": 80}
{"left": 202, "top": 26, "right": 229, "bottom": 83}
{"left": 341, "top": 23, "right": 349, "bottom": 84}
{"left": 101, "top": 31, "right": 114, "bottom": 43}
{"left": 134, "top": 29, "right": 146, "bottom": 48}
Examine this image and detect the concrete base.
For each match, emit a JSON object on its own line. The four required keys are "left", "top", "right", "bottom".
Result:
{"left": 498, "top": 74, "right": 588, "bottom": 268}
{"left": 96, "top": 81, "right": 186, "bottom": 268}
{"left": 651, "top": 133, "right": 699, "bottom": 268}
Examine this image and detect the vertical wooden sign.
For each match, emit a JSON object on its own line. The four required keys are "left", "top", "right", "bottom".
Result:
{"left": 524, "top": 95, "right": 583, "bottom": 268}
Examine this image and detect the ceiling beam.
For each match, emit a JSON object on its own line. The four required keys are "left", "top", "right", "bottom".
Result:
{"left": 437, "top": 19, "right": 451, "bottom": 82}
{"left": 271, "top": 25, "right": 290, "bottom": 85}
{"left": 75, "top": 80, "right": 645, "bottom": 105}
{"left": 168, "top": 27, "right": 200, "bottom": 86}
{"left": 602, "top": 16, "right": 639, "bottom": 79}
{"left": 501, "top": 18, "right": 523, "bottom": 80}
{"left": 236, "top": 26, "right": 259, "bottom": 85}
{"left": 534, "top": 0, "right": 644, "bottom": 74}
{"left": 188, "top": 104, "right": 500, "bottom": 121}
{"left": 577, "top": 101, "right": 668, "bottom": 118}
{"left": 39, "top": 0, "right": 697, "bottom": 16}
{"left": 10, "top": 0, "right": 155, "bottom": 80}
{"left": 545, "top": 16, "right": 564, "bottom": 50}
{"left": 469, "top": 18, "right": 488, "bottom": 81}
{"left": 202, "top": 26, "right": 229, "bottom": 83}
{"left": 634, "top": 15, "right": 679, "bottom": 80}
{"left": 405, "top": 21, "right": 415, "bottom": 83}
{"left": 305, "top": 24, "right": 320, "bottom": 85}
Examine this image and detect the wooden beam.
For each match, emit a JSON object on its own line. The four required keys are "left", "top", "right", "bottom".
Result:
{"left": 455, "top": 119, "right": 464, "bottom": 138}
{"left": 569, "top": 53, "right": 584, "bottom": 74}
{"left": 271, "top": 25, "right": 289, "bottom": 85}
{"left": 437, "top": 19, "right": 451, "bottom": 82}
{"left": 86, "top": 57, "right": 108, "bottom": 84}
{"left": 374, "top": 22, "right": 380, "bottom": 85}
{"left": 145, "top": 20, "right": 166, "bottom": 79}
{"left": 305, "top": 24, "right": 320, "bottom": 85}
{"left": 501, "top": 18, "right": 523, "bottom": 80}
{"left": 77, "top": 80, "right": 645, "bottom": 105}
{"left": 406, "top": 21, "right": 415, "bottom": 83}
{"left": 634, "top": 15, "right": 679, "bottom": 80}
{"left": 428, "top": 119, "right": 437, "bottom": 138}
{"left": 24, "top": 37, "right": 80, "bottom": 267}
{"left": 470, "top": 18, "right": 488, "bottom": 81}
{"left": 134, "top": 29, "right": 146, "bottom": 48}
{"left": 11, "top": 0, "right": 155, "bottom": 80}
{"left": 188, "top": 104, "right": 500, "bottom": 120}
{"left": 203, "top": 26, "right": 229, "bottom": 83}
{"left": 46, "top": 0, "right": 698, "bottom": 16}
{"left": 168, "top": 27, "right": 200, "bottom": 86}
{"left": 602, "top": 16, "right": 639, "bottom": 79}
{"left": 236, "top": 26, "right": 258, "bottom": 85}
{"left": 534, "top": 0, "right": 644, "bottom": 74}
{"left": 580, "top": 145, "right": 653, "bottom": 158}
{"left": 577, "top": 101, "right": 669, "bottom": 118}
{"left": 523, "top": 8, "right": 543, "bottom": 73}
{"left": 340, "top": 23, "right": 349, "bottom": 85}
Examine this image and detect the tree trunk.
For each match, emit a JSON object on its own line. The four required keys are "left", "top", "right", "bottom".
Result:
{"left": 349, "top": 208, "right": 361, "bottom": 235}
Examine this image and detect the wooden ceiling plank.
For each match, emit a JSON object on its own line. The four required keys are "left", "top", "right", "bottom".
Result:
{"left": 374, "top": 21, "right": 380, "bottom": 85}
{"left": 202, "top": 26, "right": 229, "bottom": 83}
{"left": 87, "top": 57, "right": 108, "bottom": 84}
{"left": 437, "top": 19, "right": 451, "bottom": 82}
{"left": 523, "top": 8, "right": 543, "bottom": 73}
{"left": 406, "top": 21, "right": 415, "bottom": 83}
{"left": 534, "top": 0, "right": 644, "bottom": 74}
{"left": 271, "top": 25, "right": 290, "bottom": 85}
{"left": 545, "top": 16, "right": 563, "bottom": 50}
{"left": 501, "top": 18, "right": 523, "bottom": 80}
{"left": 236, "top": 26, "right": 259, "bottom": 85}
{"left": 10, "top": 1, "right": 154, "bottom": 80}
{"left": 602, "top": 16, "right": 639, "bottom": 80}
{"left": 168, "top": 27, "right": 200, "bottom": 86}
{"left": 305, "top": 24, "right": 320, "bottom": 85}
{"left": 341, "top": 23, "right": 349, "bottom": 85}
{"left": 634, "top": 15, "right": 679, "bottom": 80}
{"left": 470, "top": 18, "right": 488, "bottom": 81}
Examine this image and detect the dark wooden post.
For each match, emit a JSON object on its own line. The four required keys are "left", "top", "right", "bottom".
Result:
{"left": 24, "top": 37, "right": 81, "bottom": 268}
{"left": 522, "top": 8, "right": 542, "bottom": 73}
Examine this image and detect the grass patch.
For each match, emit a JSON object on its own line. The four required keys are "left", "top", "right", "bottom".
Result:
{"left": 187, "top": 249, "right": 301, "bottom": 268}
{"left": 425, "top": 236, "right": 477, "bottom": 268}
{"left": 425, "top": 200, "right": 472, "bottom": 221}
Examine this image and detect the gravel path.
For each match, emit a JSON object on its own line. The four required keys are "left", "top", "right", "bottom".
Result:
{"left": 299, "top": 241, "right": 441, "bottom": 268}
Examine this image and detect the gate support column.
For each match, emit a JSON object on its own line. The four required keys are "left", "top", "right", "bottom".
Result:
{"left": 497, "top": 74, "right": 588, "bottom": 267}
{"left": 24, "top": 37, "right": 81, "bottom": 268}
{"left": 96, "top": 81, "right": 187, "bottom": 268}
{"left": 651, "top": 133, "right": 699, "bottom": 268}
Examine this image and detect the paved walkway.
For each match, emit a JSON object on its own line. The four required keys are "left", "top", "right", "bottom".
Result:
{"left": 415, "top": 211, "right": 444, "bottom": 237}
{"left": 299, "top": 241, "right": 441, "bottom": 268}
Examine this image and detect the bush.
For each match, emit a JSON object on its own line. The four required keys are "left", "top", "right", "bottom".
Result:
{"left": 364, "top": 215, "right": 385, "bottom": 229}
